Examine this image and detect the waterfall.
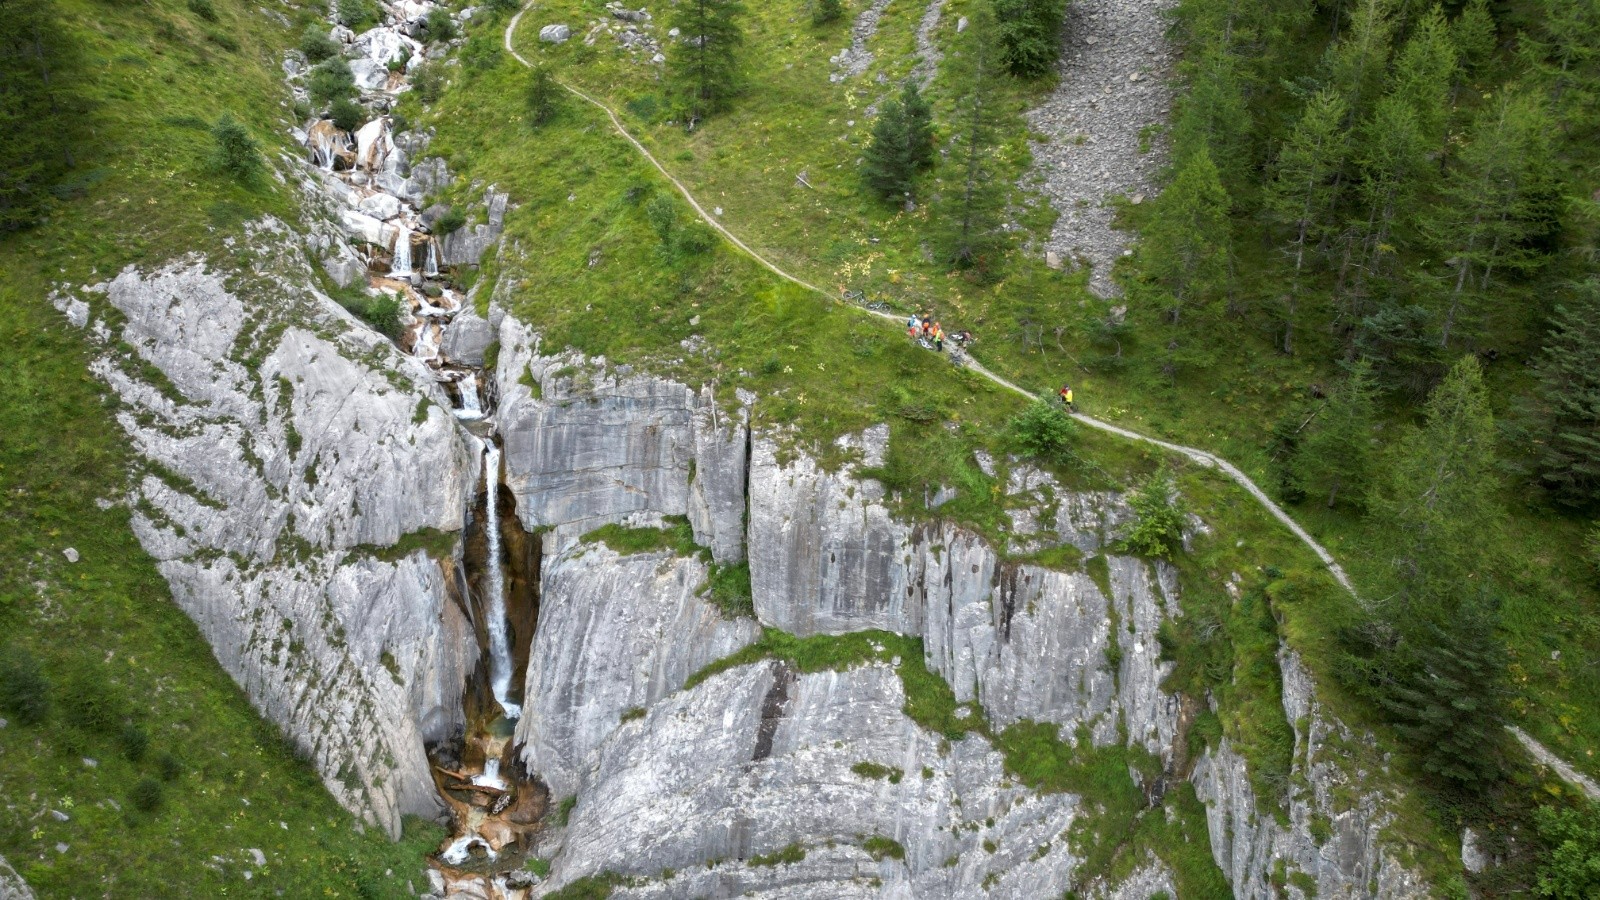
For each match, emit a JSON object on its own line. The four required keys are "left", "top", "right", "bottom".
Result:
{"left": 425, "top": 239, "right": 440, "bottom": 277}
{"left": 391, "top": 227, "right": 414, "bottom": 277}
{"left": 470, "top": 758, "right": 506, "bottom": 790}
{"left": 412, "top": 320, "right": 440, "bottom": 363}
{"left": 454, "top": 377, "right": 484, "bottom": 421}
{"left": 481, "top": 443, "right": 520, "bottom": 721}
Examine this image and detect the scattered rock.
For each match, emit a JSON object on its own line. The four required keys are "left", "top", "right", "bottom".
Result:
{"left": 62, "top": 548, "right": 79, "bottom": 563}
{"left": 1462, "top": 828, "right": 1488, "bottom": 874}
{"left": 54, "top": 844, "right": 68, "bottom": 855}
{"left": 956, "top": 15, "right": 969, "bottom": 32}
{"left": 539, "top": 24, "right": 571, "bottom": 43}
{"left": 248, "top": 848, "right": 266, "bottom": 867}
{"left": 1045, "top": 250, "right": 1062, "bottom": 270}
{"left": 49, "top": 809, "right": 69, "bottom": 823}
{"left": 82, "top": 758, "right": 97, "bottom": 768}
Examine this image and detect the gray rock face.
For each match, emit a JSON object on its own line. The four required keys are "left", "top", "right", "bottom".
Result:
{"left": 492, "top": 316, "right": 748, "bottom": 561}
{"left": 1191, "top": 648, "right": 1428, "bottom": 898}
{"left": 0, "top": 854, "right": 34, "bottom": 900}
{"left": 437, "top": 187, "right": 507, "bottom": 267}
{"left": 439, "top": 307, "right": 494, "bottom": 365}
{"left": 516, "top": 544, "right": 760, "bottom": 799}
{"left": 540, "top": 23, "right": 572, "bottom": 43}
{"left": 547, "top": 663, "right": 1084, "bottom": 898}
{"left": 55, "top": 247, "right": 477, "bottom": 838}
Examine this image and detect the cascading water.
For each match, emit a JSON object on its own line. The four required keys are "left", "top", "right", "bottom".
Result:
{"left": 480, "top": 442, "right": 520, "bottom": 722}
{"left": 392, "top": 227, "right": 414, "bottom": 277}
{"left": 455, "top": 377, "right": 484, "bottom": 421}
{"left": 425, "top": 240, "right": 440, "bottom": 277}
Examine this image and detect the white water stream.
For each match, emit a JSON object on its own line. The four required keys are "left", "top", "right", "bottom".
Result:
{"left": 480, "top": 443, "right": 520, "bottom": 722}
{"left": 454, "top": 377, "right": 484, "bottom": 421}
{"left": 392, "top": 227, "right": 414, "bottom": 277}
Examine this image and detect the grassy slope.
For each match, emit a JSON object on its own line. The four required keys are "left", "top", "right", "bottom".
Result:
{"left": 500, "top": 0, "right": 1600, "bottom": 780}
{"left": 0, "top": 0, "right": 447, "bottom": 894}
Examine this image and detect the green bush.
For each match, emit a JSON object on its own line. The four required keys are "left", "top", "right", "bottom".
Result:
{"left": 130, "top": 776, "right": 164, "bottom": 813}
{"left": 309, "top": 58, "right": 356, "bottom": 108}
{"left": 482, "top": 0, "right": 518, "bottom": 12}
{"left": 423, "top": 7, "right": 455, "bottom": 41}
{"left": 1121, "top": 467, "right": 1187, "bottom": 558}
{"left": 329, "top": 96, "right": 365, "bottom": 132}
{"left": 156, "top": 750, "right": 184, "bottom": 781}
{"left": 526, "top": 64, "right": 562, "bottom": 127}
{"left": 704, "top": 562, "right": 754, "bottom": 618}
{"left": 209, "top": 114, "right": 262, "bottom": 182}
{"left": 460, "top": 34, "right": 502, "bottom": 72}
{"left": 336, "top": 0, "right": 378, "bottom": 28}
{"left": 1004, "top": 399, "right": 1077, "bottom": 464}
{"left": 206, "top": 31, "right": 239, "bottom": 52}
{"left": 811, "top": 0, "right": 842, "bottom": 25}
{"left": 300, "top": 25, "right": 338, "bottom": 62}
{"left": 1586, "top": 523, "right": 1600, "bottom": 580}
{"left": 411, "top": 62, "right": 445, "bottom": 104}
{"left": 0, "top": 646, "right": 50, "bottom": 726}
{"left": 119, "top": 723, "right": 149, "bottom": 762}
{"left": 993, "top": 0, "right": 1068, "bottom": 78}
{"left": 186, "top": 0, "right": 217, "bottom": 22}
{"left": 861, "top": 835, "right": 905, "bottom": 861}
{"left": 58, "top": 657, "right": 127, "bottom": 733}
{"left": 1535, "top": 801, "right": 1600, "bottom": 898}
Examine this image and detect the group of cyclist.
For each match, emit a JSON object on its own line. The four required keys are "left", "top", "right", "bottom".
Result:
{"left": 906, "top": 312, "right": 973, "bottom": 355}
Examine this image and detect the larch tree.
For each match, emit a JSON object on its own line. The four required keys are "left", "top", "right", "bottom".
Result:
{"left": 862, "top": 94, "right": 914, "bottom": 200}
{"left": 935, "top": 5, "right": 1008, "bottom": 275}
{"left": 1142, "top": 145, "right": 1231, "bottom": 324}
{"left": 667, "top": 0, "right": 746, "bottom": 124}
{"left": 1263, "top": 88, "right": 1348, "bottom": 354}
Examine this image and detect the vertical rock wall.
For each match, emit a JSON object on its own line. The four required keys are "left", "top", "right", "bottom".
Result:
{"left": 55, "top": 248, "right": 478, "bottom": 837}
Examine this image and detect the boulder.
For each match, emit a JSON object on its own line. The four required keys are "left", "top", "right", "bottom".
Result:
{"left": 439, "top": 308, "right": 493, "bottom": 365}
{"left": 539, "top": 24, "right": 571, "bottom": 43}
{"left": 348, "top": 58, "right": 390, "bottom": 91}
{"left": 322, "top": 254, "right": 367, "bottom": 289}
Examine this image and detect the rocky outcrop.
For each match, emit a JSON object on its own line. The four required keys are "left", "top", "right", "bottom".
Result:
{"left": 54, "top": 243, "right": 478, "bottom": 838}
{"left": 0, "top": 856, "right": 34, "bottom": 900}
{"left": 492, "top": 316, "right": 749, "bottom": 562}
{"left": 544, "top": 663, "right": 1084, "bottom": 898}
{"left": 516, "top": 544, "right": 760, "bottom": 799}
{"left": 1191, "top": 648, "right": 1427, "bottom": 898}
{"left": 437, "top": 187, "right": 508, "bottom": 267}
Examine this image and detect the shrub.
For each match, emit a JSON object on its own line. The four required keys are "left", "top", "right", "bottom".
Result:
{"left": 433, "top": 206, "right": 466, "bottom": 235}
{"left": 411, "top": 62, "right": 445, "bottom": 103}
{"left": 811, "top": 0, "right": 842, "bottom": 25}
{"left": 1122, "top": 467, "right": 1187, "bottom": 558}
{"left": 119, "top": 724, "right": 149, "bottom": 762}
{"left": 861, "top": 835, "right": 905, "bottom": 861}
{"left": 156, "top": 750, "right": 184, "bottom": 781}
{"left": 329, "top": 96, "right": 365, "bottom": 132}
{"left": 993, "top": 0, "right": 1068, "bottom": 78}
{"left": 460, "top": 34, "right": 501, "bottom": 71}
{"left": 387, "top": 46, "right": 411, "bottom": 72}
{"left": 482, "top": 0, "right": 518, "bottom": 12}
{"left": 423, "top": 7, "right": 455, "bottom": 41}
{"left": 186, "top": 0, "right": 217, "bottom": 21}
{"left": 526, "top": 64, "right": 562, "bottom": 127}
{"left": 130, "top": 777, "right": 164, "bottom": 812}
{"left": 300, "top": 25, "right": 339, "bottom": 62}
{"left": 209, "top": 114, "right": 262, "bottom": 182}
{"left": 339, "top": 291, "right": 403, "bottom": 340}
{"left": 336, "top": 0, "right": 378, "bottom": 29}
{"left": 206, "top": 31, "right": 239, "bottom": 52}
{"left": 58, "top": 657, "right": 127, "bottom": 733}
{"left": 309, "top": 57, "right": 356, "bottom": 107}
{"left": 1586, "top": 523, "right": 1600, "bottom": 580}
{"left": 0, "top": 646, "right": 50, "bottom": 726}
{"left": 1005, "top": 399, "right": 1077, "bottom": 463}
{"left": 1535, "top": 801, "right": 1600, "bottom": 898}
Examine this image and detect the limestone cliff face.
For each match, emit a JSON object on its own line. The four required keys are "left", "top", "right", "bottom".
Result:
{"left": 492, "top": 315, "right": 748, "bottom": 563}
{"left": 54, "top": 237, "right": 477, "bottom": 838}
{"left": 1192, "top": 648, "right": 1428, "bottom": 899}
{"left": 515, "top": 544, "right": 761, "bottom": 799}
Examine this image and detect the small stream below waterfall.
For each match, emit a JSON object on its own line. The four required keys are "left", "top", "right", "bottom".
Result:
{"left": 281, "top": 0, "right": 549, "bottom": 892}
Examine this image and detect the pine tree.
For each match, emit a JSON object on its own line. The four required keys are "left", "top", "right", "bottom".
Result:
{"left": 862, "top": 95, "right": 914, "bottom": 200}
{"left": 210, "top": 113, "right": 263, "bottom": 183}
{"left": 1534, "top": 279, "right": 1600, "bottom": 508}
{"left": 1325, "top": 0, "right": 1395, "bottom": 122}
{"left": 0, "top": 0, "right": 85, "bottom": 231}
{"left": 1142, "top": 145, "right": 1231, "bottom": 324}
{"left": 994, "top": 0, "right": 1069, "bottom": 78}
{"left": 1424, "top": 90, "right": 1553, "bottom": 348}
{"left": 935, "top": 5, "right": 1008, "bottom": 275}
{"left": 1294, "top": 358, "right": 1379, "bottom": 510}
{"left": 901, "top": 80, "right": 934, "bottom": 171}
{"left": 1263, "top": 88, "right": 1348, "bottom": 354}
{"left": 1370, "top": 355, "right": 1503, "bottom": 599}
{"left": 667, "top": 0, "right": 746, "bottom": 124}
{"left": 1450, "top": 0, "right": 1496, "bottom": 82}
{"left": 1388, "top": 5, "right": 1457, "bottom": 153}
{"left": 1378, "top": 592, "right": 1507, "bottom": 793}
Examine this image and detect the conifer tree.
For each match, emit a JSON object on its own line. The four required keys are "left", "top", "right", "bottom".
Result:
{"left": 1388, "top": 5, "right": 1457, "bottom": 152}
{"left": 0, "top": 0, "right": 85, "bottom": 231}
{"left": 1294, "top": 358, "right": 1378, "bottom": 510}
{"left": 862, "top": 95, "right": 914, "bottom": 200}
{"left": 1450, "top": 0, "right": 1496, "bottom": 83}
{"left": 901, "top": 80, "right": 934, "bottom": 171}
{"left": 1371, "top": 355, "right": 1503, "bottom": 599}
{"left": 994, "top": 0, "right": 1069, "bottom": 78}
{"left": 1142, "top": 145, "right": 1231, "bottom": 324}
{"left": 1264, "top": 88, "right": 1348, "bottom": 354}
{"left": 1338, "top": 95, "right": 1429, "bottom": 334}
{"left": 666, "top": 0, "right": 746, "bottom": 124}
{"left": 1325, "top": 0, "right": 1395, "bottom": 122}
{"left": 1424, "top": 90, "right": 1553, "bottom": 348}
{"left": 1534, "top": 279, "right": 1600, "bottom": 508}
{"left": 526, "top": 64, "right": 562, "bottom": 127}
{"left": 935, "top": 5, "right": 1008, "bottom": 275}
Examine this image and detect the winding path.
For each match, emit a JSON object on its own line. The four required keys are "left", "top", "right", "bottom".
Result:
{"left": 502, "top": 0, "right": 1600, "bottom": 804}
{"left": 503, "top": 5, "right": 1353, "bottom": 595}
